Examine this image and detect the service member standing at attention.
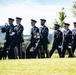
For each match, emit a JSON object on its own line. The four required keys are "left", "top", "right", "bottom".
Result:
{"left": 1, "top": 18, "right": 15, "bottom": 59}
{"left": 49, "top": 24, "right": 63, "bottom": 58}
{"left": 26, "top": 19, "right": 39, "bottom": 58}
{"left": 61, "top": 23, "right": 74, "bottom": 58}
{"left": 39, "top": 19, "right": 49, "bottom": 58}
{"left": 72, "top": 22, "right": 76, "bottom": 56}
{"left": 9, "top": 17, "right": 24, "bottom": 59}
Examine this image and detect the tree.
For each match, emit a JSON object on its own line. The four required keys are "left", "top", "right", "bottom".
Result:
{"left": 59, "top": 7, "right": 67, "bottom": 27}
{"left": 50, "top": 7, "right": 66, "bottom": 30}
{"left": 71, "top": 1, "right": 76, "bottom": 17}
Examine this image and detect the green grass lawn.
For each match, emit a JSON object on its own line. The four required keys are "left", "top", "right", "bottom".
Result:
{"left": 0, "top": 40, "right": 76, "bottom": 75}
{"left": 0, "top": 57, "right": 76, "bottom": 75}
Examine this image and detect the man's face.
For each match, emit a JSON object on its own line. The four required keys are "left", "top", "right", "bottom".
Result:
{"left": 54, "top": 26, "right": 59, "bottom": 30}
{"left": 16, "top": 19, "right": 21, "bottom": 24}
{"left": 8, "top": 20, "right": 13, "bottom": 25}
{"left": 64, "top": 25, "right": 69, "bottom": 29}
{"left": 74, "top": 24, "right": 76, "bottom": 28}
{"left": 41, "top": 21, "right": 45, "bottom": 26}
{"left": 31, "top": 22, "right": 35, "bottom": 26}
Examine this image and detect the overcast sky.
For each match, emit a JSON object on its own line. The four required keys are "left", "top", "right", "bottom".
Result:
{"left": 0, "top": 0, "right": 76, "bottom": 34}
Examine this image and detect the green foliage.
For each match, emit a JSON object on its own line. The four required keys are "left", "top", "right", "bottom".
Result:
{"left": 50, "top": 7, "right": 66, "bottom": 29}
{"left": 59, "top": 7, "right": 66, "bottom": 27}
{"left": 71, "top": 1, "right": 76, "bottom": 17}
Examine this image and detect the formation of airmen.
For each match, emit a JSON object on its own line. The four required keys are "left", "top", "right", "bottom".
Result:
{"left": 0, "top": 17, "right": 76, "bottom": 59}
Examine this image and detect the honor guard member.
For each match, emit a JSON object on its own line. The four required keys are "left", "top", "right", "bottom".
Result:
{"left": 0, "top": 46, "right": 3, "bottom": 59}
{"left": 39, "top": 19, "right": 50, "bottom": 58}
{"left": 26, "top": 19, "right": 39, "bottom": 58}
{"left": 61, "top": 23, "right": 74, "bottom": 58}
{"left": 9, "top": 17, "right": 24, "bottom": 59}
{"left": 1, "top": 18, "right": 15, "bottom": 59}
{"left": 49, "top": 24, "right": 63, "bottom": 58}
{"left": 72, "top": 22, "right": 76, "bottom": 55}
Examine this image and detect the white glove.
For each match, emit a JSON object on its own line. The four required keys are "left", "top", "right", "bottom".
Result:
{"left": 68, "top": 46, "right": 71, "bottom": 48}
{"left": 34, "top": 35, "right": 36, "bottom": 38}
{"left": 58, "top": 45, "right": 62, "bottom": 48}
{"left": 30, "top": 47, "right": 34, "bottom": 52}
{"left": 10, "top": 32, "right": 15, "bottom": 36}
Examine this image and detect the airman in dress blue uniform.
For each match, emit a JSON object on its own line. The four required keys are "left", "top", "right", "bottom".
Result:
{"left": 49, "top": 24, "right": 63, "bottom": 58}
{"left": 72, "top": 22, "right": 76, "bottom": 56}
{"left": 9, "top": 17, "right": 24, "bottom": 59}
{"left": 39, "top": 19, "right": 50, "bottom": 58}
{"left": 1, "top": 18, "right": 15, "bottom": 59}
{"left": 26, "top": 19, "right": 39, "bottom": 58}
{"left": 61, "top": 23, "right": 74, "bottom": 57}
